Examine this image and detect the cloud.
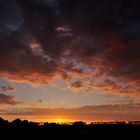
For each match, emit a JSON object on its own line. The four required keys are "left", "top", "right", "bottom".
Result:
{"left": 1, "top": 103, "right": 140, "bottom": 122}
{"left": 38, "top": 99, "right": 43, "bottom": 103}
{"left": 0, "top": 93, "right": 20, "bottom": 105}
{"left": 0, "top": 0, "right": 140, "bottom": 95}
{"left": 0, "top": 0, "right": 23, "bottom": 33}
{"left": 0, "top": 86, "right": 16, "bottom": 92}
{"left": 71, "top": 81, "right": 82, "bottom": 89}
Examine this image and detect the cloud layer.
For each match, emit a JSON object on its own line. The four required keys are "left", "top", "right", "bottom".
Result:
{"left": 1, "top": 104, "right": 140, "bottom": 122}
{"left": 0, "top": 0, "right": 140, "bottom": 95}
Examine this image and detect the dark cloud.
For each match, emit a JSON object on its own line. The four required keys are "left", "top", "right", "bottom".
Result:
{"left": 71, "top": 81, "right": 82, "bottom": 89}
{"left": 0, "top": 0, "right": 140, "bottom": 95}
{"left": 0, "top": 86, "right": 16, "bottom": 92}
{"left": 38, "top": 99, "right": 43, "bottom": 103}
{"left": 0, "top": 0, "right": 24, "bottom": 34}
{"left": 0, "top": 93, "right": 19, "bottom": 105}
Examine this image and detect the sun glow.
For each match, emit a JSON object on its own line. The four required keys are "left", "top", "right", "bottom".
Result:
{"left": 48, "top": 118, "right": 73, "bottom": 124}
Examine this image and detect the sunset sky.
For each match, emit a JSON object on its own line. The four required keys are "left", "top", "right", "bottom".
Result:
{"left": 0, "top": 0, "right": 140, "bottom": 123}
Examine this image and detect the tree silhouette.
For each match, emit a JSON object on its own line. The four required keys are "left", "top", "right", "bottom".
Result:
{"left": 0, "top": 117, "right": 139, "bottom": 138}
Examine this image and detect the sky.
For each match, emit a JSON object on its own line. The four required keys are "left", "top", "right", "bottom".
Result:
{"left": 0, "top": 0, "right": 140, "bottom": 123}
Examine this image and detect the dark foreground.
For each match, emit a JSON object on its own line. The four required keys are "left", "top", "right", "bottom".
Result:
{"left": 0, "top": 118, "right": 140, "bottom": 139}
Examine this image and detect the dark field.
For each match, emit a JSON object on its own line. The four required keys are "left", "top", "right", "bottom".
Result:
{"left": 0, "top": 118, "right": 140, "bottom": 139}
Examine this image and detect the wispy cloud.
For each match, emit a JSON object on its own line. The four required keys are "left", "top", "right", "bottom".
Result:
{"left": 1, "top": 104, "right": 140, "bottom": 122}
